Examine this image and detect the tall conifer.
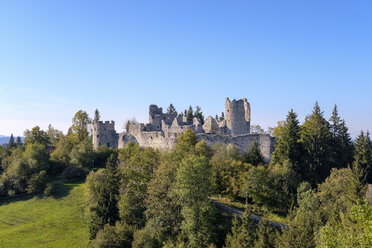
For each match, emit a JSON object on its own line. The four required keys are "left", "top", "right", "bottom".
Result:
{"left": 300, "top": 102, "right": 332, "bottom": 186}
{"left": 353, "top": 131, "right": 372, "bottom": 183}
{"left": 89, "top": 154, "right": 120, "bottom": 239}
{"left": 271, "top": 109, "right": 302, "bottom": 173}
{"left": 7, "top": 134, "right": 15, "bottom": 150}
{"left": 329, "top": 105, "right": 353, "bottom": 169}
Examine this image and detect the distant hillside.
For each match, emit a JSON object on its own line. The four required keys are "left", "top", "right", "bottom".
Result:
{"left": 0, "top": 136, "right": 25, "bottom": 145}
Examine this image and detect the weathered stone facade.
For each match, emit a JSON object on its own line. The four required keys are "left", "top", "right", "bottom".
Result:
{"left": 93, "top": 98, "right": 275, "bottom": 162}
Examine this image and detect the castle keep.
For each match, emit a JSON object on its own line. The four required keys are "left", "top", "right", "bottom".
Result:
{"left": 92, "top": 98, "right": 275, "bottom": 162}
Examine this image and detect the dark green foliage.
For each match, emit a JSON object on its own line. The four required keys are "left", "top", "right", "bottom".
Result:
{"left": 220, "top": 112, "right": 224, "bottom": 121}
{"left": 118, "top": 144, "right": 160, "bottom": 228}
{"left": 25, "top": 170, "right": 47, "bottom": 193}
{"left": 16, "top": 136, "right": 22, "bottom": 148}
{"left": 67, "top": 110, "right": 91, "bottom": 144}
{"left": 94, "top": 146, "right": 117, "bottom": 168}
{"left": 317, "top": 201, "right": 372, "bottom": 248}
{"left": 167, "top": 103, "right": 177, "bottom": 114}
{"left": 271, "top": 110, "right": 302, "bottom": 173}
{"left": 132, "top": 221, "right": 162, "bottom": 248}
{"left": 210, "top": 143, "right": 244, "bottom": 196}
{"left": 145, "top": 154, "right": 182, "bottom": 241}
{"left": 254, "top": 219, "right": 277, "bottom": 248}
{"left": 195, "top": 140, "right": 213, "bottom": 159}
{"left": 7, "top": 134, "right": 15, "bottom": 151}
{"left": 50, "top": 134, "right": 71, "bottom": 175}
{"left": 174, "top": 128, "right": 198, "bottom": 156}
{"left": 224, "top": 211, "right": 257, "bottom": 248}
{"left": 94, "top": 108, "right": 101, "bottom": 122}
{"left": 353, "top": 131, "right": 372, "bottom": 183}
{"left": 246, "top": 139, "right": 264, "bottom": 166}
{"left": 24, "top": 126, "right": 50, "bottom": 147}
{"left": 186, "top": 105, "right": 194, "bottom": 122}
{"left": 89, "top": 154, "right": 120, "bottom": 239}
{"left": 299, "top": 102, "right": 332, "bottom": 186}
{"left": 276, "top": 186, "right": 320, "bottom": 248}
{"left": 194, "top": 106, "right": 205, "bottom": 124}
{"left": 240, "top": 162, "right": 298, "bottom": 213}
{"left": 70, "top": 138, "right": 94, "bottom": 168}
{"left": 47, "top": 124, "right": 64, "bottom": 146}
{"left": 317, "top": 167, "right": 365, "bottom": 223}
{"left": 329, "top": 105, "right": 354, "bottom": 169}
{"left": 92, "top": 221, "right": 134, "bottom": 248}
{"left": 174, "top": 155, "right": 214, "bottom": 248}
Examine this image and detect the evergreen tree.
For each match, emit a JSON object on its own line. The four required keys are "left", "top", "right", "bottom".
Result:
{"left": 167, "top": 103, "right": 177, "bottom": 114}
{"left": 186, "top": 106, "right": 194, "bottom": 122}
{"left": 271, "top": 110, "right": 302, "bottom": 173}
{"left": 353, "top": 131, "right": 372, "bottom": 183}
{"left": 254, "top": 219, "right": 276, "bottom": 248}
{"left": 7, "top": 134, "right": 15, "bottom": 150}
{"left": 194, "top": 106, "right": 205, "bottom": 124}
{"left": 174, "top": 155, "right": 214, "bottom": 248}
{"left": 246, "top": 139, "right": 263, "bottom": 166}
{"left": 300, "top": 102, "right": 332, "bottom": 186}
{"left": 94, "top": 108, "right": 101, "bottom": 122}
{"left": 219, "top": 112, "right": 224, "bottom": 121}
{"left": 15, "top": 136, "right": 22, "bottom": 147}
{"left": 224, "top": 212, "right": 257, "bottom": 248}
{"left": 329, "top": 105, "right": 353, "bottom": 169}
{"left": 89, "top": 154, "right": 120, "bottom": 239}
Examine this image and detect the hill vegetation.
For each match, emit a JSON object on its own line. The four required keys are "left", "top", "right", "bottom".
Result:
{"left": 0, "top": 104, "right": 371, "bottom": 247}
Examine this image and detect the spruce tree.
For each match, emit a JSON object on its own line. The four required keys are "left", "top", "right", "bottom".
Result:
{"left": 254, "top": 219, "right": 277, "bottom": 248}
{"left": 329, "top": 105, "right": 353, "bottom": 169}
{"left": 246, "top": 139, "right": 263, "bottom": 165}
{"left": 224, "top": 211, "right": 257, "bottom": 248}
{"left": 220, "top": 112, "right": 224, "bottom": 121}
{"left": 186, "top": 105, "right": 194, "bottom": 122}
{"left": 16, "top": 136, "right": 22, "bottom": 147}
{"left": 353, "top": 131, "right": 372, "bottom": 183}
{"left": 89, "top": 154, "right": 120, "bottom": 239}
{"left": 7, "top": 134, "right": 15, "bottom": 151}
{"left": 300, "top": 102, "right": 332, "bottom": 186}
{"left": 194, "top": 106, "right": 204, "bottom": 124}
{"left": 271, "top": 109, "right": 302, "bottom": 173}
{"left": 94, "top": 108, "right": 100, "bottom": 122}
{"left": 166, "top": 103, "right": 177, "bottom": 114}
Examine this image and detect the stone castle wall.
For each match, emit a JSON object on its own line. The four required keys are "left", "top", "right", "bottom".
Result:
{"left": 93, "top": 98, "right": 275, "bottom": 162}
{"left": 92, "top": 121, "right": 118, "bottom": 150}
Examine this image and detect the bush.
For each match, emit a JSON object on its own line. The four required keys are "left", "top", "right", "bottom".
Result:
{"left": 92, "top": 222, "right": 134, "bottom": 248}
{"left": 62, "top": 166, "right": 89, "bottom": 180}
{"left": 26, "top": 170, "right": 47, "bottom": 193}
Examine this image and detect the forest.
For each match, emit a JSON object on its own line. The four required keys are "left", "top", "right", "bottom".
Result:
{"left": 0, "top": 103, "right": 371, "bottom": 248}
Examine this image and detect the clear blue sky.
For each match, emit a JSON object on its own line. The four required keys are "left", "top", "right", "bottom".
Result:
{"left": 1, "top": 0, "right": 371, "bottom": 137}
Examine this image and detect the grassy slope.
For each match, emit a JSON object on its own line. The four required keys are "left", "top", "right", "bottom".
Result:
{"left": 0, "top": 181, "right": 89, "bottom": 248}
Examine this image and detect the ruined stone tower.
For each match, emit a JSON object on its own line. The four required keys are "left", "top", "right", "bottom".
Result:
{"left": 93, "top": 98, "right": 275, "bottom": 162}
{"left": 92, "top": 120, "right": 118, "bottom": 150}
{"left": 225, "top": 98, "right": 251, "bottom": 136}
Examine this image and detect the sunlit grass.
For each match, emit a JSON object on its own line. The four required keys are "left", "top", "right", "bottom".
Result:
{"left": 0, "top": 181, "right": 89, "bottom": 248}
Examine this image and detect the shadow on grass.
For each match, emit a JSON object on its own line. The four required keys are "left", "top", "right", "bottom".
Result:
{"left": 0, "top": 179, "right": 84, "bottom": 206}
{"left": 51, "top": 180, "right": 84, "bottom": 199}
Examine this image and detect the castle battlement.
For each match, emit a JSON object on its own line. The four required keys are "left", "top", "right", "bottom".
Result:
{"left": 93, "top": 98, "right": 275, "bottom": 162}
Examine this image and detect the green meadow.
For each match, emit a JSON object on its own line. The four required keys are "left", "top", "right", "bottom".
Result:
{"left": 0, "top": 181, "right": 90, "bottom": 248}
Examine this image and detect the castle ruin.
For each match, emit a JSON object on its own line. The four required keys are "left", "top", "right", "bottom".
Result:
{"left": 92, "top": 98, "right": 275, "bottom": 162}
